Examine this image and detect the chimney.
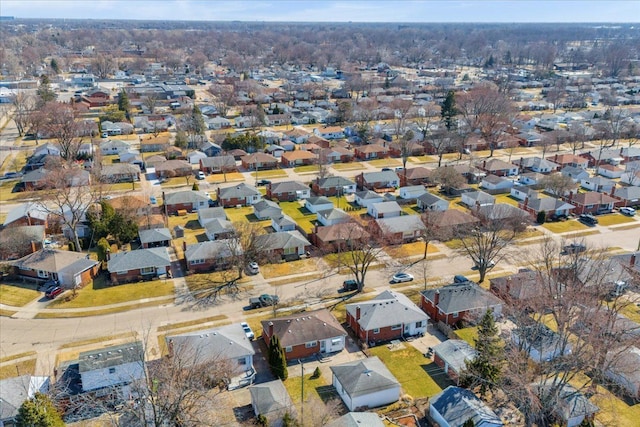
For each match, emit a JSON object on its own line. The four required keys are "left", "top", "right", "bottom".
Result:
{"left": 356, "top": 306, "right": 361, "bottom": 321}
{"left": 523, "top": 197, "right": 529, "bottom": 209}
{"left": 183, "top": 241, "right": 187, "bottom": 252}
{"left": 31, "top": 240, "right": 37, "bottom": 254}
{"left": 631, "top": 254, "right": 637, "bottom": 267}
{"left": 434, "top": 290, "right": 440, "bottom": 305}
{"left": 554, "top": 154, "right": 558, "bottom": 162}
{"left": 268, "top": 321, "right": 274, "bottom": 337}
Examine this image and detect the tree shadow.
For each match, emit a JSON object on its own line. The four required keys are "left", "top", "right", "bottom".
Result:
{"left": 421, "top": 362, "right": 455, "bottom": 391}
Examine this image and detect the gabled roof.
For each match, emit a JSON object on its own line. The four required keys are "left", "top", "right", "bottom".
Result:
{"left": 515, "top": 156, "right": 558, "bottom": 170}
{"left": 168, "top": 323, "right": 255, "bottom": 363}
{"left": 3, "top": 202, "right": 48, "bottom": 226}
{"left": 11, "top": 248, "right": 98, "bottom": 274}
{"left": 262, "top": 308, "right": 346, "bottom": 347}
{"left": 253, "top": 199, "right": 282, "bottom": 214}
{"left": 346, "top": 290, "right": 427, "bottom": 330}
{"left": 255, "top": 230, "right": 311, "bottom": 251}
{"left": 464, "top": 190, "right": 495, "bottom": 203}
{"left": 315, "top": 176, "right": 356, "bottom": 189}
{"left": 325, "top": 412, "right": 385, "bottom": 427}
{"left": 532, "top": 380, "right": 598, "bottom": 421}
{"left": 204, "top": 218, "right": 234, "bottom": 235}
{"left": 482, "top": 174, "right": 510, "bottom": 185}
{"left": 433, "top": 340, "right": 477, "bottom": 374}
{"left": 569, "top": 191, "right": 617, "bottom": 206}
{"left": 306, "top": 196, "right": 333, "bottom": 206}
{"left": 250, "top": 379, "right": 295, "bottom": 417}
{"left": 490, "top": 269, "right": 543, "bottom": 300}
{"left": 218, "top": 183, "right": 261, "bottom": 199}
{"left": 421, "top": 282, "right": 503, "bottom": 314}
{"left": 282, "top": 150, "right": 317, "bottom": 161}
{"left": 163, "top": 190, "right": 210, "bottom": 205}
{"left": 356, "top": 190, "right": 384, "bottom": 200}
{"left": 514, "top": 322, "right": 563, "bottom": 352}
{"left": 79, "top": 342, "right": 144, "bottom": 373}
{"left": 0, "top": 375, "right": 49, "bottom": 421}
{"left": 107, "top": 247, "right": 171, "bottom": 272}
{"left": 315, "top": 222, "right": 369, "bottom": 242}
{"left": 200, "top": 155, "right": 236, "bottom": 168}
{"left": 330, "top": 356, "right": 399, "bottom": 398}
{"left": 185, "top": 239, "right": 241, "bottom": 261}
{"left": 430, "top": 386, "right": 503, "bottom": 427}
{"left": 361, "top": 170, "right": 399, "bottom": 183}
{"left": 417, "top": 192, "right": 448, "bottom": 207}
{"left": 240, "top": 152, "right": 278, "bottom": 163}
{"left": 317, "top": 208, "right": 351, "bottom": 223}
{"left": 376, "top": 215, "right": 426, "bottom": 234}
{"left": 198, "top": 207, "right": 227, "bottom": 223}
{"left": 480, "top": 158, "right": 517, "bottom": 171}
{"left": 139, "top": 228, "right": 171, "bottom": 244}
{"left": 269, "top": 180, "right": 309, "bottom": 194}
{"left": 371, "top": 201, "right": 401, "bottom": 214}
{"left": 404, "top": 166, "right": 432, "bottom": 179}
{"left": 526, "top": 197, "right": 575, "bottom": 212}
{"left": 273, "top": 214, "right": 296, "bottom": 228}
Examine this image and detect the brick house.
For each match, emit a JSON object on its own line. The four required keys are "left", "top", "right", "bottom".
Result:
{"left": 477, "top": 159, "right": 519, "bottom": 177}
{"left": 184, "top": 240, "right": 241, "bottom": 273}
{"left": 254, "top": 231, "right": 311, "bottom": 261}
{"left": 11, "top": 248, "right": 99, "bottom": 288}
{"left": 107, "top": 247, "right": 171, "bottom": 284}
{"left": 311, "top": 176, "right": 356, "bottom": 196}
{"left": 281, "top": 150, "right": 317, "bottom": 167}
{"left": 199, "top": 155, "right": 237, "bottom": 174}
{"left": 420, "top": 281, "right": 503, "bottom": 326}
{"left": 261, "top": 309, "right": 347, "bottom": 361}
{"left": 163, "top": 190, "right": 210, "bottom": 215}
{"left": 548, "top": 153, "right": 588, "bottom": 169}
{"left": 266, "top": 181, "right": 310, "bottom": 201}
{"left": 139, "top": 228, "right": 172, "bottom": 248}
{"left": 319, "top": 147, "right": 354, "bottom": 163}
{"left": 564, "top": 191, "right": 617, "bottom": 215}
{"left": 355, "top": 171, "right": 399, "bottom": 191}
{"left": 240, "top": 153, "right": 278, "bottom": 170}
{"left": 154, "top": 159, "right": 192, "bottom": 178}
{"left": 217, "top": 183, "right": 262, "bottom": 207}
{"left": 311, "top": 222, "right": 370, "bottom": 253}
{"left": 346, "top": 290, "right": 428, "bottom": 346}
{"left": 2, "top": 203, "right": 49, "bottom": 229}
{"left": 399, "top": 167, "right": 433, "bottom": 187}
{"left": 313, "top": 126, "right": 345, "bottom": 140}
{"left": 354, "top": 144, "right": 389, "bottom": 160}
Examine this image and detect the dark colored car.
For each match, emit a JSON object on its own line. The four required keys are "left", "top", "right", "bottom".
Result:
{"left": 342, "top": 279, "right": 359, "bottom": 292}
{"left": 562, "top": 243, "right": 587, "bottom": 254}
{"left": 45, "top": 286, "right": 64, "bottom": 299}
{"left": 579, "top": 214, "right": 598, "bottom": 226}
{"left": 256, "top": 179, "right": 271, "bottom": 186}
{"left": 454, "top": 275, "right": 470, "bottom": 283}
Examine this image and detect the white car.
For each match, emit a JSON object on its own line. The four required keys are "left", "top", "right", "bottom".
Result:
{"left": 240, "top": 322, "right": 254, "bottom": 340}
{"left": 620, "top": 207, "right": 636, "bottom": 216}
{"left": 197, "top": 171, "right": 206, "bottom": 180}
{"left": 391, "top": 272, "right": 414, "bottom": 283}
{"left": 247, "top": 262, "right": 259, "bottom": 275}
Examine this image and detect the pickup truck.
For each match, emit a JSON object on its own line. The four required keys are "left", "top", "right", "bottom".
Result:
{"left": 249, "top": 294, "right": 279, "bottom": 309}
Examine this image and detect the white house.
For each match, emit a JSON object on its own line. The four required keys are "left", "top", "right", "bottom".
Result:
{"left": 480, "top": 175, "right": 514, "bottom": 191}
{"left": 354, "top": 190, "right": 384, "bottom": 208}
{"left": 461, "top": 191, "right": 495, "bottom": 208}
{"left": 186, "top": 150, "right": 207, "bottom": 165}
{"left": 510, "top": 185, "right": 539, "bottom": 202}
{"left": 580, "top": 176, "right": 616, "bottom": 193}
{"left": 317, "top": 208, "right": 351, "bottom": 226}
{"left": 399, "top": 185, "right": 427, "bottom": 200}
{"left": 314, "top": 126, "right": 345, "bottom": 140}
{"left": 604, "top": 346, "right": 640, "bottom": 400}
{"left": 272, "top": 215, "right": 297, "bottom": 232}
{"left": 416, "top": 192, "right": 449, "bottom": 211}
{"left": 368, "top": 201, "right": 402, "bottom": 219}
{"left": 512, "top": 323, "right": 572, "bottom": 363}
{"left": 304, "top": 196, "right": 334, "bottom": 213}
{"left": 331, "top": 356, "right": 400, "bottom": 411}
{"left": 79, "top": 342, "right": 145, "bottom": 395}
{"left": 597, "top": 163, "right": 624, "bottom": 179}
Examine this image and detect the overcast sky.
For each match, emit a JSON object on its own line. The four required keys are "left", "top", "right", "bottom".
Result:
{"left": 2, "top": 1, "right": 639, "bottom": 23}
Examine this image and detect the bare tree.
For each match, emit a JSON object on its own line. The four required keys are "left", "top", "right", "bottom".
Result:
{"left": 431, "top": 165, "right": 466, "bottom": 196}
{"left": 208, "top": 84, "right": 235, "bottom": 117}
{"left": 540, "top": 173, "right": 576, "bottom": 198}
{"left": 42, "top": 102, "right": 83, "bottom": 160}
{"left": 91, "top": 53, "right": 114, "bottom": 79}
{"left": 427, "top": 128, "right": 458, "bottom": 167}
{"left": 545, "top": 79, "right": 566, "bottom": 113}
{"left": 12, "top": 92, "right": 35, "bottom": 136}
{"left": 142, "top": 94, "right": 159, "bottom": 115}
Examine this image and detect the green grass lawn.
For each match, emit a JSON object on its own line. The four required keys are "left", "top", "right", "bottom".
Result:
{"left": 0, "top": 358, "right": 36, "bottom": 380}
{"left": 279, "top": 201, "right": 317, "bottom": 233}
{"left": 0, "top": 283, "right": 41, "bottom": 307}
{"left": 206, "top": 172, "right": 245, "bottom": 183}
{"left": 494, "top": 194, "right": 520, "bottom": 207}
{"left": 454, "top": 327, "right": 478, "bottom": 345}
{"left": 401, "top": 204, "right": 421, "bottom": 216}
{"left": 224, "top": 206, "right": 271, "bottom": 228}
{"left": 260, "top": 258, "right": 320, "bottom": 279}
{"left": 47, "top": 276, "right": 174, "bottom": 308}
{"left": 331, "top": 162, "right": 366, "bottom": 171}
{"left": 368, "top": 344, "right": 447, "bottom": 398}
{"left": 293, "top": 164, "right": 320, "bottom": 173}
{"left": 252, "top": 169, "right": 288, "bottom": 179}
{"left": 368, "top": 158, "right": 401, "bottom": 168}
{"left": 542, "top": 219, "right": 589, "bottom": 233}
{"left": 596, "top": 213, "right": 636, "bottom": 226}
{"left": 283, "top": 370, "right": 333, "bottom": 414}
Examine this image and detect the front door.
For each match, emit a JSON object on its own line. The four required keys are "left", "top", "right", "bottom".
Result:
{"left": 320, "top": 340, "right": 326, "bottom": 352}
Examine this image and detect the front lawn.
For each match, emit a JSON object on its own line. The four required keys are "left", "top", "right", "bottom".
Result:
{"left": 368, "top": 158, "right": 401, "bottom": 168}
{"left": 542, "top": 219, "right": 589, "bottom": 234}
{"left": 331, "top": 162, "right": 366, "bottom": 171}
{"left": 410, "top": 156, "right": 437, "bottom": 163}
{"left": 260, "top": 258, "right": 320, "bottom": 279}
{"left": 47, "top": 276, "right": 175, "bottom": 308}
{"left": 251, "top": 169, "right": 288, "bottom": 179}
{"left": 184, "top": 270, "right": 251, "bottom": 295}
{"left": 386, "top": 242, "right": 438, "bottom": 259}
{"left": 596, "top": 213, "right": 636, "bottom": 226}
{"left": 293, "top": 165, "right": 320, "bottom": 173}
{"left": 0, "top": 358, "right": 36, "bottom": 380}
{"left": 0, "top": 283, "right": 40, "bottom": 307}
{"left": 207, "top": 172, "right": 245, "bottom": 183}
{"left": 368, "top": 344, "right": 445, "bottom": 398}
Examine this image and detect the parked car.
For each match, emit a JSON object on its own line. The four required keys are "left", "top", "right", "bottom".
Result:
{"left": 381, "top": 167, "right": 392, "bottom": 172}
{"left": 608, "top": 280, "right": 628, "bottom": 300}
{"left": 391, "top": 272, "right": 414, "bottom": 283}
{"left": 45, "top": 286, "right": 63, "bottom": 299}
{"left": 341, "top": 279, "right": 359, "bottom": 292}
{"left": 454, "top": 275, "right": 469, "bottom": 283}
{"left": 249, "top": 294, "right": 279, "bottom": 309}
{"left": 197, "top": 171, "right": 206, "bottom": 180}
{"left": 240, "top": 322, "right": 255, "bottom": 340}
{"left": 256, "top": 179, "right": 271, "bottom": 186}
{"left": 472, "top": 259, "right": 495, "bottom": 270}
{"left": 579, "top": 213, "right": 598, "bottom": 226}
{"left": 562, "top": 243, "right": 587, "bottom": 254}
{"left": 620, "top": 207, "right": 636, "bottom": 216}
{"left": 150, "top": 195, "right": 157, "bottom": 204}
{"left": 247, "top": 262, "right": 260, "bottom": 275}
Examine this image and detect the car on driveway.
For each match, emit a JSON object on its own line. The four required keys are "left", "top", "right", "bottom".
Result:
{"left": 197, "top": 171, "right": 206, "bottom": 180}
{"left": 247, "top": 262, "right": 260, "bottom": 275}
{"left": 391, "top": 272, "right": 414, "bottom": 283}
{"left": 240, "top": 322, "right": 255, "bottom": 340}
{"left": 256, "top": 179, "right": 271, "bottom": 186}
{"left": 579, "top": 213, "right": 598, "bottom": 226}
{"left": 562, "top": 243, "right": 587, "bottom": 255}
{"left": 45, "top": 286, "right": 64, "bottom": 299}
{"left": 454, "top": 275, "right": 470, "bottom": 283}
{"left": 341, "top": 279, "right": 359, "bottom": 292}
{"left": 472, "top": 259, "right": 495, "bottom": 270}
{"left": 620, "top": 207, "right": 636, "bottom": 216}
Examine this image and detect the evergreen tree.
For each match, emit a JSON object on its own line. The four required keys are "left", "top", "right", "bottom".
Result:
{"left": 174, "top": 130, "right": 188, "bottom": 149}
{"left": 96, "top": 237, "right": 110, "bottom": 262}
{"left": 441, "top": 90, "right": 457, "bottom": 131}
{"left": 50, "top": 58, "right": 60, "bottom": 74}
{"left": 463, "top": 419, "right": 475, "bottom": 427}
{"left": 16, "top": 392, "right": 64, "bottom": 427}
{"left": 117, "top": 89, "right": 131, "bottom": 120}
{"left": 465, "top": 309, "right": 503, "bottom": 396}
{"left": 268, "top": 335, "right": 288, "bottom": 380}
{"left": 36, "top": 75, "right": 56, "bottom": 106}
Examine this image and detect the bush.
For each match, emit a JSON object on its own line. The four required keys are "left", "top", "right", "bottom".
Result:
{"left": 536, "top": 211, "right": 547, "bottom": 224}
{"left": 311, "top": 366, "right": 321, "bottom": 379}
{"left": 192, "top": 182, "right": 199, "bottom": 191}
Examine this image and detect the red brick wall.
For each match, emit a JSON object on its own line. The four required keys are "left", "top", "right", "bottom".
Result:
{"left": 4, "top": 216, "right": 47, "bottom": 228}
{"left": 262, "top": 327, "right": 321, "bottom": 361}
{"left": 219, "top": 197, "right": 247, "bottom": 207}
{"left": 346, "top": 312, "right": 404, "bottom": 343}
{"left": 166, "top": 202, "right": 195, "bottom": 215}
{"left": 312, "top": 183, "right": 338, "bottom": 196}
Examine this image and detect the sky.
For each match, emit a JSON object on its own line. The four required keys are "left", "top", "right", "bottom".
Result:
{"left": 1, "top": 0, "right": 639, "bottom": 23}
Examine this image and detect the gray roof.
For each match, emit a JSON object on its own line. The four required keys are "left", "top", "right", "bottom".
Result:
{"left": 533, "top": 380, "right": 598, "bottom": 421}
{"left": 269, "top": 180, "right": 309, "bottom": 194}
{"left": 79, "top": 341, "right": 144, "bottom": 373}
{"left": 346, "top": 290, "right": 428, "bottom": 330}
{"left": 361, "top": 170, "right": 399, "bottom": 184}
{"left": 164, "top": 190, "right": 210, "bottom": 205}
{"left": 262, "top": 308, "right": 346, "bottom": 347}
{"left": 200, "top": 155, "right": 236, "bottom": 169}
{"left": 250, "top": 379, "right": 295, "bottom": 417}
{"left": 527, "top": 197, "right": 575, "bottom": 212}
{"left": 517, "top": 156, "right": 558, "bottom": 170}
{"left": 253, "top": 199, "right": 282, "bottom": 215}
{"left": 317, "top": 208, "right": 351, "bottom": 223}
{"left": 371, "top": 201, "right": 401, "bottom": 214}
{"left": 101, "top": 163, "right": 140, "bottom": 176}
{"left": 430, "top": 386, "right": 503, "bottom": 427}
{"left": 356, "top": 190, "right": 383, "bottom": 200}
{"left": 613, "top": 186, "right": 640, "bottom": 201}
{"left": 273, "top": 214, "right": 296, "bottom": 228}
{"left": 139, "top": 227, "right": 172, "bottom": 244}
{"left": 421, "top": 282, "right": 503, "bottom": 315}
{"left": 433, "top": 340, "right": 477, "bottom": 374}
{"left": 477, "top": 204, "right": 530, "bottom": 221}
{"left": 167, "top": 323, "right": 255, "bottom": 364}
{"left": 330, "top": 356, "right": 399, "bottom": 398}
{"left": 198, "top": 207, "right": 227, "bottom": 223}
{"left": 417, "top": 192, "right": 447, "bottom": 207}
{"left": 376, "top": 215, "right": 426, "bottom": 234}
{"left": 184, "top": 239, "right": 242, "bottom": 261}
{"left": 0, "top": 375, "right": 49, "bottom": 421}
{"left": 218, "top": 183, "right": 260, "bottom": 199}
{"left": 561, "top": 165, "right": 588, "bottom": 177}
{"left": 255, "top": 230, "right": 311, "bottom": 251}
{"left": 464, "top": 190, "right": 495, "bottom": 204}
{"left": 11, "top": 248, "right": 98, "bottom": 275}
{"left": 482, "top": 174, "right": 509, "bottom": 185}
{"left": 513, "top": 323, "right": 563, "bottom": 353}
{"left": 325, "top": 412, "right": 385, "bottom": 427}
{"left": 107, "top": 247, "right": 171, "bottom": 272}
{"left": 3, "top": 202, "right": 48, "bottom": 226}
{"left": 204, "top": 218, "right": 234, "bottom": 236}
{"left": 316, "top": 176, "right": 355, "bottom": 189}
{"left": 306, "top": 196, "right": 333, "bottom": 206}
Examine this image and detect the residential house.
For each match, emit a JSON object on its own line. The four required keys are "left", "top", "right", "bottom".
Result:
{"left": 312, "top": 176, "right": 356, "bottom": 196}
{"left": 139, "top": 135, "right": 170, "bottom": 152}
{"left": 354, "top": 144, "right": 389, "bottom": 160}
{"left": 144, "top": 154, "right": 168, "bottom": 170}
{"left": 249, "top": 380, "right": 296, "bottom": 426}
{"left": 480, "top": 174, "right": 514, "bottom": 192}
{"left": 186, "top": 150, "right": 207, "bottom": 165}
{"left": 417, "top": 192, "right": 449, "bottom": 211}
{"left": 314, "top": 126, "right": 345, "bottom": 140}
{"left": 304, "top": 196, "right": 334, "bottom": 214}
{"left": 461, "top": 191, "right": 495, "bottom": 209}
{"left": 100, "top": 139, "right": 131, "bottom": 155}
{"left": 199, "top": 155, "right": 237, "bottom": 174}
{"left": 139, "top": 228, "right": 172, "bottom": 248}
{"left": 580, "top": 176, "right": 616, "bottom": 193}
{"left": 331, "top": 356, "right": 400, "bottom": 411}
{"left": 510, "top": 185, "right": 539, "bottom": 202}
{"left": 168, "top": 323, "right": 256, "bottom": 389}
{"left": 478, "top": 159, "right": 519, "bottom": 177}
{"left": 514, "top": 156, "right": 558, "bottom": 173}
{"left": 580, "top": 148, "right": 625, "bottom": 167}
{"left": 512, "top": 323, "right": 572, "bottom": 362}
{"left": 253, "top": 199, "right": 282, "bottom": 220}
{"left": 2, "top": 202, "right": 49, "bottom": 229}
{"left": 261, "top": 309, "right": 346, "bottom": 360}
{"left": 317, "top": 208, "right": 351, "bottom": 226}
{"left": 520, "top": 197, "right": 575, "bottom": 219}
{"left": 476, "top": 204, "right": 530, "bottom": 228}
{"left": 217, "top": 183, "right": 262, "bottom": 207}
{"left": 107, "top": 247, "right": 171, "bottom": 284}
{"left": 548, "top": 153, "right": 588, "bottom": 169}
{"left": 346, "top": 290, "right": 428, "bottom": 345}
{"left": 163, "top": 190, "right": 210, "bottom": 214}
{"left": 421, "top": 209, "right": 480, "bottom": 240}
{"left": 399, "top": 167, "right": 433, "bottom": 187}
{"left": 490, "top": 269, "right": 544, "bottom": 304}
{"left": 266, "top": 181, "right": 310, "bottom": 201}
{"left": 264, "top": 144, "right": 285, "bottom": 158}
{"left": 100, "top": 164, "right": 141, "bottom": 183}
{"left": 429, "top": 386, "right": 503, "bottom": 427}
{"left": 388, "top": 140, "right": 424, "bottom": 157}
{"left": 532, "top": 381, "right": 598, "bottom": 427}
{"left": 604, "top": 346, "right": 640, "bottom": 400}
{"left": 272, "top": 215, "right": 297, "bottom": 232}
{"left": 199, "top": 141, "right": 222, "bottom": 157}
{"left": 620, "top": 168, "right": 640, "bottom": 186}
{"left": 79, "top": 342, "right": 145, "bottom": 396}
{"left": 240, "top": 153, "right": 278, "bottom": 170}
{"left": 319, "top": 146, "right": 354, "bottom": 163}
{"left": 197, "top": 207, "right": 226, "bottom": 227}
{"left": 325, "top": 413, "right": 385, "bottom": 427}
{"left": 100, "top": 121, "right": 133, "bottom": 135}
{"left": 281, "top": 150, "right": 317, "bottom": 167}
{"left": 20, "top": 168, "right": 52, "bottom": 190}
{"left": 368, "top": 201, "right": 402, "bottom": 219}
{"left": 565, "top": 191, "right": 617, "bottom": 215}
{"left": 433, "top": 340, "right": 477, "bottom": 385}
{"left": 598, "top": 163, "right": 624, "bottom": 179}
{"left": 284, "top": 127, "right": 311, "bottom": 144}
{"left": 0, "top": 375, "right": 50, "bottom": 427}
{"left": 354, "top": 190, "right": 384, "bottom": 208}
{"left": 255, "top": 230, "right": 311, "bottom": 260}
{"left": 518, "top": 172, "right": 545, "bottom": 186}
{"left": 154, "top": 159, "right": 192, "bottom": 178}
{"left": 561, "top": 166, "right": 590, "bottom": 183}
{"left": 356, "top": 171, "right": 400, "bottom": 191}
{"left": 420, "top": 281, "right": 503, "bottom": 326}
{"left": 0, "top": 225, "right": 45, "bottom": 260}
{"left": 375, "top": 215, "right": 426, "bottom": 243}
{"left": 204, "top": 218, "right": 235, "bottom": 241}
{"left": 205, "top": 116, "right": 231, "bottom": 130}
{"left": 612, "top": 186, "right": 640, "bottom": 207}
{"left": 311, "top": 222, "right": 370, "bottom": 253}
{"left": 11, "top": 248, "right": 99, "bottom": 288}
{"left": 184, "top": 239, "right": 241, "bottom": 273}
{"left": 33, "top": 142, "right": 61, "bottom": 157}
{"left": 622, "top": 147, "right": 640, "bottom": 163}
{"left": 399, "top": 185, "right": 427, "bottom": 200}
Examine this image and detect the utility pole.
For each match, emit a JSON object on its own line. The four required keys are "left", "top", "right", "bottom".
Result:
{"left": 300, "top": 359, "right": 304, "bottom": 424}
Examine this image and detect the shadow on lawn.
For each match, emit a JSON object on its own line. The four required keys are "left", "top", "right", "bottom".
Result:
{"left": 421, "top": 362, "right": 455, "bottom": 390}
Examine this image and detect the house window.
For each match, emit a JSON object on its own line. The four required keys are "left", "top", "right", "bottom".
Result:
{"left": 190, "top": 259, "right": 204, "bottom": 265}
{"left": 373, "top": 328, "right": 380, "bottom": 334}
{"left": 141, "top": 267, "right": 155, "bottom": 275}
{"left": 415, "top": 321, "right": 423, "bottom": 328}
{"left": 284, "top": 247, "right": 296, "bottom": 255}
{"left": 452, "top": 312, "right": 459, "bottom": 318}
{"left": 108, "top": 367, "right": 116, "bottom": 374}
{"left": 285, "top": 346, "right": 292, "bottom": 353}
{"left": 37, "top": 270, "right": 49, "bottom": 278}
{"left": 305, "top": 341, "right": 317, "bottom": 348}
{"left": 237, "top": 358, "right": 246, "bottom": 365}
{"left": 391, "top": 324, "right": 402, "bottom": 330}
